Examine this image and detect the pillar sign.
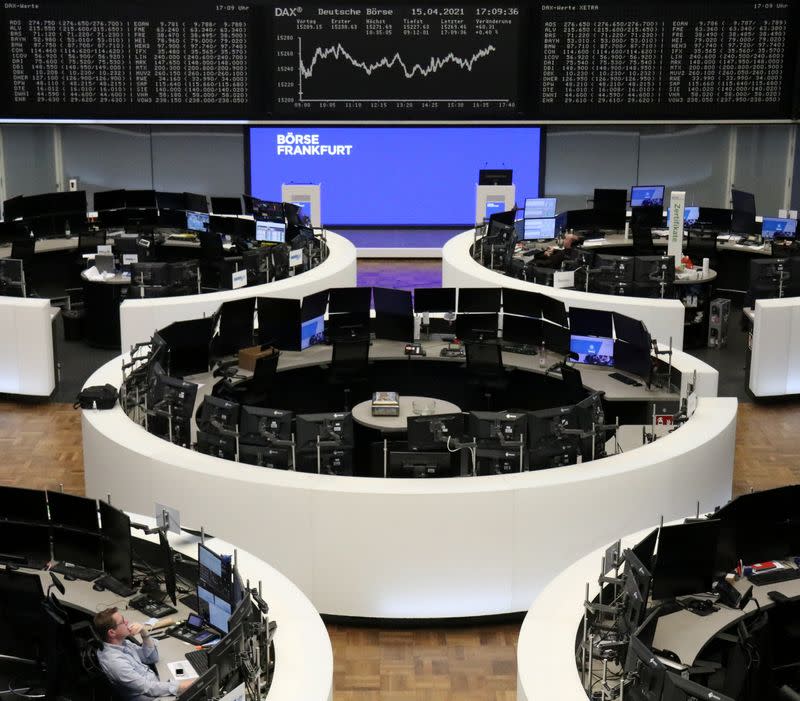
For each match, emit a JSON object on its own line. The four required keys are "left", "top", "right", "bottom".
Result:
{"left": 668, "top": 191, "right": 685, "bottom": 263}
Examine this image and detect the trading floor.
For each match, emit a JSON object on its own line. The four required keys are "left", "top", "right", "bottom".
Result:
{"left": 1, "top": 259, "right": 798, "bottom": 701}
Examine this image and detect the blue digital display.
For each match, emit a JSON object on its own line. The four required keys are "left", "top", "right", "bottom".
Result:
{"left": 249, "top": 127, "right": 541, "bottom": 226}
{"left": 523, "top": 217, "right": 556, "bottom": 240}
{"left": 570, "top": 335, "right": 614, "bottom": 367}
{"left": 485, "top": 199, "right": 506, "bottom": 220}
{"left": 524, "top": 197, "right": 556, "bottom": 219}
{"left": 761, "top": 217, "right": 797, "bottom": 240}
{"left": 301, "top": 315, "right": 325, "bottom": 350}
{"left": 292, "top": 200, "right": 312, "bottom": 223}
{"left": 186, "top": 211, "right": 209, "bottom": 232}
{"left": 666, "top": 206, "right": 699, "bottom": 227}
{"left": 631, "top": 185, "right": 665, "bottom": 208}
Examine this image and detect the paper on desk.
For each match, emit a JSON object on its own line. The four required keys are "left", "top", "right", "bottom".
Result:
{"left": 167, "top": 661, "right": 199, "bottom": 681}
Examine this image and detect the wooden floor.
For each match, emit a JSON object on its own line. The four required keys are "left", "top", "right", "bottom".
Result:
{"left": 0, "top": 398, "right": 798, "bottom": 700}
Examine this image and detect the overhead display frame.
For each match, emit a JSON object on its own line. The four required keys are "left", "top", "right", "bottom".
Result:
{"left": 0, "top": 1, "right": 797, "bottom": 122}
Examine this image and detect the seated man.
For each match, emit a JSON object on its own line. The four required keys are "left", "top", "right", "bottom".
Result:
{"left": 536, "top": 232, "right": 584, "bottom": 269}
{"left": 94, "top": 607, "right": 194, "bottom": 700}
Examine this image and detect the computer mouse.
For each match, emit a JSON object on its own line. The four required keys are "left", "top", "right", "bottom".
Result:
{"left": 64, "top": 573, "right": 77, "bottom": 582}
{"left": 93, "top": 581, "right": 106, "bottom": 592}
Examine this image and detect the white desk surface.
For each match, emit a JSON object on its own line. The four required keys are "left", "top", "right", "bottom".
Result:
{"left": 351, "top": 395, "right": 461, "bottom": 432}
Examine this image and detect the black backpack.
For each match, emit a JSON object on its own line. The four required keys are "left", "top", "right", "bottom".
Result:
{"left": 73, "top": 384, "right": 118, "bottom": 410}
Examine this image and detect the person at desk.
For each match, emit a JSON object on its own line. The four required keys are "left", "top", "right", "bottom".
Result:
{"left": 94, "top": 607, "right": 194, "bottom": 700}
{"left": 535, "top": 232, "right": 584, "bottom": 269}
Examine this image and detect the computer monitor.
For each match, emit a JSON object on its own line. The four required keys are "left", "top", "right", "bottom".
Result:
{"left": 184, "top": 193, "right": 208, "bottom": 213}
{"left": 695, "top": 207, "right": 732, "bottom": 231}
{"left": 593, "top": 188, "right": 627, "bottom": 212}
{"left": 539, "top": 296, "right": 568, "bottom": 326}
{"left": 631, "top": 528, "right": 659, "bottom": 572}
{"left": 455, "top": 312, "right": 499, "bottom": 341}
{"left": 613, "top": 313, "right": 651, "bottom": 349}
{"left": 478, "top": 169, "right": 512, "bottom": 186}
{"left": 651, "top": 520, "right": 721, "bottom": 600}
{"left": 502, "top": 314, "right": 543, "bottom": 347}
{"left": 329, "top": 287, "right": 371, "bottom": 314}
{"left": 613, "top": 341, "right": 652, "bottom": 380}
{"left": 197, "top": 542, "right": 233, "bottom": 634}
{"left": 501, "top": 288, "right": 544, "bottom": 318}
{"left": 748, "top": 258, "right": 797, "bottom": 300}
{"left": 407, "top": 412, "right": 464, "bottom": 451}
{"left": 207, "top": 624, "right": 244, "bottom": 691}
{"left": 177, "top": 666, "right": 220, "bottom": 701}
{"left": 150, "top": 374, "right": 197, "bottom": 420}
{"left": 661, "top": 670, "right": 734, "bottom": 701}
{"left": 665, "top": 206, "right": 700, "bottom": 228}
{"left": 157, "top": 530, "right": 177, "bottom": 605}
{"left": 0, "top": 486, "right": 49, "bottom": 523}
{"left": 527, "top": 405, "right": 577, "bottom": 470}
{"left": 301, "top": 314, "right": 325, "bottom": 350}
{"left": 186, "top": 211, "right": 209, "bottom": 233}
{"left": 257, "top": 297, "right": 301, "bottom": 350}
{"left": 239, "top": 406, "right": 293, "bottom": 445}
{"left": 126, "top": 189, "right": 157, "bottom": 210}
{"left": 214, "top": 297, "right": 256, "bottom": 356}
{"left": 634, "top": 256, "right": 675, "bottom": 285}
{"left": 570, "top": 335, "right": 614, "bottom": 367}
{"left": 542, "top": 320, "right": 571, "bottom": 355}
{"left": 569, "top": 307, "right": 612, "bottom": 338}
{"left": 196, "top": 431, "right": 238, "bottom": 460}
{"left": 0, "top": 522, "right": 51, "bottom": 567}
{"left": 469, "top": 410, "right": 527, "bottom": 443}
{"left": 249, "top": 198, "right": 284, "bottom": 222}
{"left": 387, "top": 450, "right": 456, "bottom": 478}
{"left": 198, "top": 396, "right": 240, "bottom": 435}
{"left": 618, "top": 563, "right": 648, "bottom": 636}
{"left": 623, "top": 635, "right": 665, "bottom": 701}
{"left": 238, "top": 444, "right": 292, "bottom": 470}
{"left": 255, "top": 220, "right": 286, "bottom": 243}
{"left": 761, "top": 217, "right": 797, "bottom": 241}
{"left": 155, "top": 191, "right": 186, "bottom": 212}
{"left": 0, "top": 568, "right": 46, "bottom": 660}
{"left": 522, "top": 217, "right": 556, "bottom": 241}
{"left": 99, "top": 501, "right": 133, "bottom": 585}
{"left": 593, "top": 254, "right": 635, "bottom": 282}
{"left": 731, "top": 188, "right": 756, "bottom": 214}
{"left": 130, "top": 262, "right": 169, "bottom": 287}
{"left": 630, "top": 186, "right": 665, "bottom": 209}
{"left": 373, "top": 287, "right": 414, "bottom": 342}
{"left": 413, "top": 287, "right": 456, "bottom": 314}
{"left": 210, "top": 196, "right": 243, "bottom": 216}
{"left": 524, "top": 197, "right": 557, "bottom": 219}
{"left": 94, "top": 189, "right": 127, "bottom": 212}
{"left": 295, "top": 412, "right": 354, "bottom": 452}
{"left": 731, "top": 209, "right": 757, "bottom": 236}
{"left": 458, "top": 288, "right": 501, "bottom": 313}
{"left": 48, "top": 491, "right": 99, "bottom": 532}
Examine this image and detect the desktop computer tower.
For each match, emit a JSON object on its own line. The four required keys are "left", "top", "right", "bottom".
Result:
{"left": 708, "top": 298, "right": 730, "bottom": 348}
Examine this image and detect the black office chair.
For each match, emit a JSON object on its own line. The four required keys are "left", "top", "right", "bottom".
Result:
{"left": 559, "top": 363, "right": 586, "bottom": 404}
{"left": 686, "top": 231, "right": 718, "bottom": 267}
{"left": 328, "top": 338, "right": 371, "bottom": 410}
{"left": 214, "top": 350, "right": 280, "bottom": 406}
{"left": 199, "top": 231, "right": 241, "bottom": 290}
{"left": 631, "top": 226, "right": 656, "bottom": 256}
{"left": 10, "top": 236, "right": 36, "bottom": 266}
{"left": 464, "top": 340, "right": 509, "bottom": 410}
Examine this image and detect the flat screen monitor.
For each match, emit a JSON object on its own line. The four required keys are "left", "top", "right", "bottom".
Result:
{"left": 613, "top": 313, "right": 651, "bottom": 348}
{"left": 0, "top": 486, "right": 48, "bottom": 523}
{"left": 255, "top": 220, "right": 286, "bottom": 243}
{"left": 651, "top": 520, "right": 721, "bottom": 600}
{"left": 329, "top": 287, "right": 371, "bottom": 314}
{"left": 414, "top": 287, "right": 456, "bottom": 314}
{"left": 731, "top": 209, "right": 757, "bottom": 235}
{"left": 296, "top": 412, "right": 354, "bottom": 452}
{"left": 257, "top": 297, "right": 301, "bottom": 350}
{"left": 570, "top": 335, "right": 614, "bottom": 367}
{"left": 249, "top": 198, "right": 284, "bottom": 223}
{"left": 542, "top": 320, "right": 570, "bottom": 355}
{"left": 478, "top": 169, "right": 513, "bottom": 186}
{"left": 523, "top": 217, "right": 556, "bottom": 241}
{"left": 184, "top": 193, "right": 208, "bottom": 213}
{"left": 695, "top": 207, "right": 732, "bottom": 231}
{"left": 502, "top": 314, "right": 543, "bottom": 346}
{"left": 99, "top": 501, "right": 133, "bottom": 585}
{"left": 210, "top": 196, "right": 243, "bottom": 216}
{"left": 455, "top": 312, "right": 499, "bottom": 341}
{"left": 94, "top": 189, "right": 126, "bottom": 212}
{"left": 502, "top": 288, "right": 544, "bottom": 318}
{"left": 458, "top": 288, "right": 501, "bottom": 313}
{"left": 52, "top": 528, "right": 103, "bottom": 570}
{"left": 238, "top": 444, "right": 292, "bottom": 469}
{"left": 484, "top": 199, "right": 506, "bottom": 220}
{"left": 198, "top": 542, "right": 232, "bottom": 634}
{"left": 731, "top": 189, "right": 756, "bottom": 214}
{"left": 631, "top": 528, "right": 659, "bottom": 572}
{"left": 761, "top": 217, "right": 797, "bottom": 240}
{"left": 130, "top": 262, "right": 169, "bottom": 287}
{"left": 623, "top": 636, "right": 665, "bottom": 700}
{"left": 569, "top": 307, "right": 612, "bottom": 338}
{"left": 302, "top": 289, "right": 328, "bottom": 321}
{"left": 593, "top": 188, "right": 627, "bottom": 212}
{"left": 630, "top": 185, "right": 664, "bottom": 209}
{"left": 126, "top": 190, "right": 157, "bottom": 209}
{"left": 177, "top": 666, "right": 220, "bottom": 701}
{"left": 373, "top": 287, "right": 413, "bottom": 316}
{"left": 48, "top": 491, "right": 98, "bottom": 532}
{"left": 661, "top": 670, "right": 734, "bottom": 701}
{"left": 207, "top": 625, "right": 244, "bottom": 689}
{"left": 289, "top": 200, "right": 312, "bottom": 223}
{"left": 613, "top": 341, "right": 651, "bottom": 379}
{"left": 407, "top": 412, "right": 464, "bottom": 451}
{"left": 538, "top": 296, "right": 567, "bottom": 327}
{"left": 198, "top": 396, "right": 240, "bottom": 435}
{"left": 387, "top": 450, "right": 457, "bottom": 478}
{"left": 239, "top": 406, "right": 293, "bottom": 445}
{"left": 634, "top": 256, "right": 675, "bottom": 285}
{"left": 301, "top": 314, "right": 325, "bottom": 350}
{"left": 0, "top": 522, "right": 51, "bottom": 566}
{"left": 196, "top": 431, "right": 238, "bottom": 461}
{"left": 0, "top": 568, "right": 46, "bottom": 659}
{"left": 666, "top": 206, "right": 699, "bottom": 227}
{"left": 215, "top": 297, "right": 256, "bottom": 356}
{"left": 523, "top": 197, "right": 556, "bottom": 219}
{"left": 186, "top": 211, "right": 210, "bottom": 233}
{"left": 468, "top": 410, "right": 527, "bottom": 442}
{"left": 155, "top": 191, "right": 186, "bottom": 212}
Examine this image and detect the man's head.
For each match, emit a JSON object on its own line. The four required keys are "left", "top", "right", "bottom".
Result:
{"left": 94, "top": 607, "right": 131, "bottom": 645}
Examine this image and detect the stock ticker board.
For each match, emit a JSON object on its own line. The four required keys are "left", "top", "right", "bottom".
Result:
{"left": 0, "top": 1, "right": 797, "bottom": 121}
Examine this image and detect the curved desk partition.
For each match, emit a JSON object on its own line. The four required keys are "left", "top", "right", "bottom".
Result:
{"left": 749, "top": 297, "right": 800, "bottom": 397}
{"left": 442, "top": 230, "right": 687, "bottom": 350}
{"left": 119, "top": 231, "right": 357, "bottom": 350}
{"left": 0, "top": 297, "right": 56, "bottom": 396}
{"left": 83, "top": 347, "right": 735, "bottom": 619}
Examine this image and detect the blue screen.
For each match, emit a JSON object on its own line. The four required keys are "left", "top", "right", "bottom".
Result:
{"left": 292, "top": 200, "right": 312, "bottom": 222}
{"left": 570, "top": 335, "right": 614, "bottom": 366}
{"left": 485, "top": 200, "right": 506, "bottom": 220}
{"left": 631, "top": 186, "right": 664, "bottom": 208}
{"left": 249, "top": 127, "right": 541, "bottom": 226}
{"left": 186, "top": 211, "right": 209, "bottom": 232}
{"left": 523, "top": 218, "right": 556, "bottom": 240}
{"left": 761, "top": 217, "right": 797, "bottom": 240}
{"left": 666, "top": 206, "right": 699, "bottom": 227}
{"left": 301, "top": 315, "right": 325, "bottom": 350}
{"left": 524, "top": 197, "right": 556, "bottom": 219}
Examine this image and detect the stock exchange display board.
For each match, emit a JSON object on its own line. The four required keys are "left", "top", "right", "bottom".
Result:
{"left": 0, "top": 1, "right": 797, "bottom": 121}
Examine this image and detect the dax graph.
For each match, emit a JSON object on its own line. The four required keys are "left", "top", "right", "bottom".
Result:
{"left": 272, "top": 5, "right": 523, "bottom": 117}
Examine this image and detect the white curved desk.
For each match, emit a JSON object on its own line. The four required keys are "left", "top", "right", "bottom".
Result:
{"left": 0, "top": 297, "right": 56, "bottom": 396}
{"left": 119, "top": 231, "right": 357, "bottom": 351}
{"left": 442, "top": 231, "right": 688, "bottom": 350}
{"left": 82, "top": 343, "right": 734, "bottom": 619}
{"left": 749, "top": 297, "right": 800, "bottom": 397}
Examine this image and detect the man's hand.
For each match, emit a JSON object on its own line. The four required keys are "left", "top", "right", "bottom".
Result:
{"left": 178, "top": 679, "right": 195, "bottom": 693}
{"left": 127, "top": 621, "right": 146, "bottom": 637}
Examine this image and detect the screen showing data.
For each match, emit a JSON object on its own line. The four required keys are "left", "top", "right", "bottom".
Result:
{"left": 249, "top": 126, "right": 542, "bottom": 226}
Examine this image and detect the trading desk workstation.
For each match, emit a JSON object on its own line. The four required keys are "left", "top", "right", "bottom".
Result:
{"left": 0, "top": 489, "right": 332, "bottom": 701}
{"left": 81, "top": 281, "right": 734, "bottom": 619}
{"left": 518, "top": 485, "right": 800, "bottom": 701}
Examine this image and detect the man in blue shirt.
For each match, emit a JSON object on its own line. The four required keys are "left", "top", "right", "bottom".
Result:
{"left": 94, "top": 607, "right": 195, "bottom": 701}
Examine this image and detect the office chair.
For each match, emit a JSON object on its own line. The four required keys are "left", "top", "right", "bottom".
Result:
{"left": 10, "top": 236, "right": 36, "bottom": 266}
{"left": 214, "top": 350, "right": 280, "bottom": 406}
{"left": 199, "top": 231, "right": 241, "bottom": 290}
{"left": 631, "top": 226, "right": 656, "bottom": 256}
{"left": 328, "top": 337, "right": 371, "bottom": 410}
{"left": 78, "top": 228, "right": 107, "bottom": 254}
{"left": 686, "top": 231, "right": 718, "bottom": 267}
{"left": 464, "top": 340, "right": 509, "bottom": 410}
{"left": 558, "top": 363, "right": 586, "bottom": 404}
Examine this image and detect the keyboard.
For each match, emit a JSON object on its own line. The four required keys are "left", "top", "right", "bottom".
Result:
{"left": 502, "top": 344, "right": 538, "bottom": 356}
{"left": 179, "top": 593, "right": 198, "bottom": 611}
{"left": 440, "top": 348, "right": 466, "bottom": 358}
{"left": 129, "top": 594, "right": 178, "bottom": 618}
{"left": 608, "top": 372, "right": 643, "bottom": 387}
{"left": 51, "top": 562, "right": 103, "bottom": 581}
{"left": 747, "top": 567, "right": 800, "bottom": 586}
{"left": 185, "top": 649, "right": 209, "bottom": 675}
{"left": 94, "top": 574, "right": 137, "bottom": 597}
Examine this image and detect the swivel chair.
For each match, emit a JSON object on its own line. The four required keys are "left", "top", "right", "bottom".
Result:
{"left": 328, "top": 337, "right": 371, "bottom": 410}
{"left": 631, "top": 226, "right": 656, "bottom": 256}
{"left": 199, "top": 231, "right": 241, "bottom": 290}
{"left": 686, "top": 231, "right": 718, "bottom": 268}
{"left": 214, "top": 350, "right": 280, "bottom": 406}
{"left": 464, "top": 340, "right": 509, "bottom": 410}
{"left": 558, "top": 363, "right": 586, "bottom": 405}
{"left": 10, "top": 236, "right": 36, "bottom": 266}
